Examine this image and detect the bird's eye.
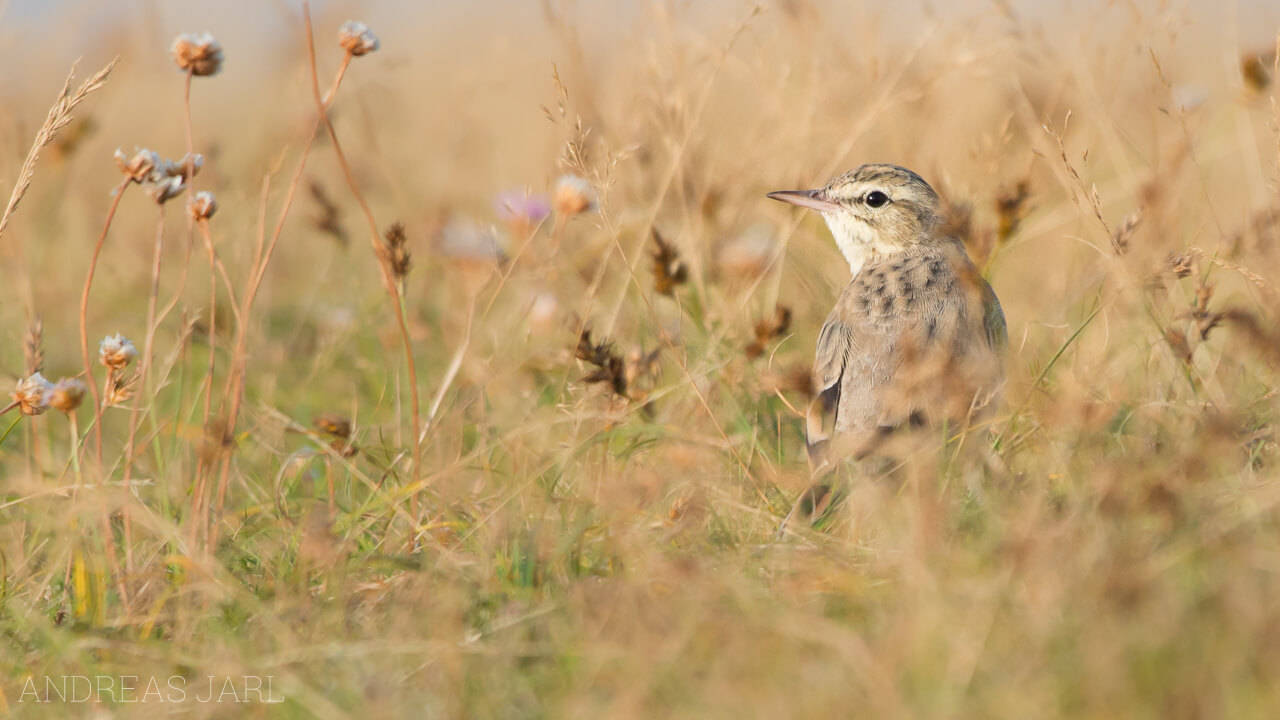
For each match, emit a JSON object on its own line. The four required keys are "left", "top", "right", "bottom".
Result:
{"left": 864, "top": 191, "right": 890, "bottom": 208}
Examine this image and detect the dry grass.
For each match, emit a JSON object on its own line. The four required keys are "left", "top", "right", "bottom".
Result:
{"left": 2, "top": 1, "right": 1280, "bottom": 717}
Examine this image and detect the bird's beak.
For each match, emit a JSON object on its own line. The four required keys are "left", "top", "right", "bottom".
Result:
{"left": 766, "top": 189, "right": 841, "bottom": 213}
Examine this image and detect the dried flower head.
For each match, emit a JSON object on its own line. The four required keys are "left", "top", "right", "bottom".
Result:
{"left": 313, "top": 414, "right": 352, "bottom": 440}
{"left": 745, "top": 306, "right": 792, "bottom": 360}
{"left": 188, "top": 191, "right": 218, "bottom": 221}
{"left": 575, "top": 326, "right": 627, "bottom": 397}
{"left": 313, "top": 413, "right": 358, "bottom": 457}
{"left": 142, "top": 174, "right": 187, "bottom": 204}
{"left": 650, "top": 229, "right": 688, "bottom": 297}
{"left": 338, "top": 21, "right": 380, "bottom": 57}
{"left": 47, "top": 378, "right": 86, "bottom": 413}
{"left": 496, "top": 190, "right": 551, "bottom": 224}
{"left": 99, "top": 334, "right": 137, "bottom": 370}
{"left": 11, "top": 372, "right": 52, "bottom": 416}
{"left": 114, "top": 148, "right": 160, "bottom": 183}
{"left": 553, "top": 174, "right": 597, "bottom": 217}
{"left": 995, "top": 180, "right": 1031, "bottom": 242}
{"left": 164, "top": 152, "right": 204, "bottom": 181}
{"left": 171, "top": 33, "right": 224, "bottom": 76}
{"left": 380, "top": 222, "right": 412, "bottom": 282}
{"left": 1242, "top": 50, "right": 1275, "bottom": 92}
{"left": 495, "top": 189, "right": 552, "bottom": 238}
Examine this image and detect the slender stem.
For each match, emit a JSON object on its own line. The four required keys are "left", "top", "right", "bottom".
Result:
{"left": 68, "top": 412, "right": 82, "bottom": 489}
{"left": 120, "top": 207, "right": 167, "bottom": 571}
{"left": 303, "top": 5, "right": 423, "bottom": 502}
{"left": 80, "top": 178, "right": 132, "bottom": 464}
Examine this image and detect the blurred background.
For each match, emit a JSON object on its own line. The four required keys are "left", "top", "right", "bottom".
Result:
{"left": 2, "top": 1, "right": 1280, "bottom": 717}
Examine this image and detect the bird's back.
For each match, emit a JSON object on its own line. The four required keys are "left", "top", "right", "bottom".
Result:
{"left": 807, "top": 238, "right": 1005, "bottom": 465}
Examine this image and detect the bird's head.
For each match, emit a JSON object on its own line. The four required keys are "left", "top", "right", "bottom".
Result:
{"left": 768, "top": 163, "right": 941, "bottom": 274}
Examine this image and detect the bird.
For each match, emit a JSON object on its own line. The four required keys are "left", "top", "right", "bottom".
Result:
{"left": 768, "top": 164, "right": 1007, "bottom": 520}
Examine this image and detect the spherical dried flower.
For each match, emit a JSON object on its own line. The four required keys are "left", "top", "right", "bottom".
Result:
{"left": 99, "top": 334, "right": 138, "bottom": 370}
{"left": 553, "top": 174, "right": 597, "bottom": 217}
{"left": 188, "top": 191, "right": 218, "bottom": 220}
{"left": 338, "top": 22, "right": 380, "bottom": 57}
{"left": 114, "top": 148, "right": 160, "bottom": 183}
{"left": 11, "top": 372, "right": 52, "bottom": 416}
{"left": 171, "top": 33, "right": 224, "bottom": 76}
{"left": 47, "top": 378, "right": 87, "bottom": 413}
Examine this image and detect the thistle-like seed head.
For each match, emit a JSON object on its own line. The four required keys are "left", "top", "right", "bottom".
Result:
{"left": 338, "top": 22, "right": 380, "bottom": 57}
{"left": 188, "top": 191, "right": 218, "bottom": 220}
{"left": 171, "top": 33, "right": 224, "bottom": 76}
{"left": 47, "top": 378, "right": 87, "bottom": 413}
{"left": 11, "top": 372, "right": 52, "bottom": 416}
{"left": 99, "top": 334, "right": 138, "bottom": 370}
{"left": 114, "top": 148, "right": 160, "bottom": 183}
{"left": 553, "top": 174, "right": 597, "bottom": 217}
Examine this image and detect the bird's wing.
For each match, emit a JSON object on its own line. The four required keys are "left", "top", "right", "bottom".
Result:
{"left": 806, "top": 317, "right": 851, "bottom": 467}
{"left": 979, "top": 278, "right": 1008, "bottom": 350}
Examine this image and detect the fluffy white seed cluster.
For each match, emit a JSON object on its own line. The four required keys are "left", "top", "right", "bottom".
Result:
{"left": 338, "top": 22, "right": 379, "bottom": 57}
{"left": 98, "top": 334, "right": 138, "bottom": 371}
{"left": 10, "top": 373, "right": 52, "bottom": 416}
{"left": 113, "top": 149, "right": 203, "bottom": 204}
{"left": 171, "top": 33, "right": 224, "bottom": 76}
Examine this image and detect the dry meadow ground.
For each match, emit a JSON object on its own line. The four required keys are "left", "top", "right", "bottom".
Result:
{"left": 2, "top": 0, "right": 1280, "bottom": 717}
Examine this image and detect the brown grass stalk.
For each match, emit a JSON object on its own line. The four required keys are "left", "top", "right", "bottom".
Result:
{"left": 302, "top": 3, "right": 424, "bottom": 516}
{"left": 0, "top": 59, "right": 115, "bottom": 246}
{"left": 119, "top": 208, "right": 169, "bottom": 571}
{"left": 78, "top": 179, "right": 132, "bottom": 464}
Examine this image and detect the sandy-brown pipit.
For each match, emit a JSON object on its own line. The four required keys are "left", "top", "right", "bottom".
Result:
{"left": 769, "top": 164, "right": 1007, "bottom": 480}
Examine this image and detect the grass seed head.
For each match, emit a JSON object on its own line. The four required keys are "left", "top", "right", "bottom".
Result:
{"left": 98, "top": 334, "right": 137, "bottom": 370}
{"left": 338, "top": 22, "right": 380, "bottom": 57}
{"left": 171, "top": 33, "right": 224, "bottom": 76}
{"left": 380, "top": 222, "right": 412, "bottom": 282}
{"left": 103, "top": 372, "right": 136, "bottom": 407}
{"left": 11, "top": 372, "right": 52, "bottom": 416}
{"left": 23, "top": 316, "right": 43, "bottom": 375}
{"left": 309, "top": 181, "right": 348, "bottom": 245}
{"left": 47, "top": 378, "right": 86, "bottom": 413}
